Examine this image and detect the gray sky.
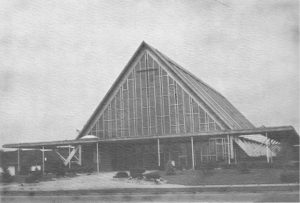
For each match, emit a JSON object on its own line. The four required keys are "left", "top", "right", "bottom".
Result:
{"left": 0, "top": 0, "right": 299, "bottom": 149}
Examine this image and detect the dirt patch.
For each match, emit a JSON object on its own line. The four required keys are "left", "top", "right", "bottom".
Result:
{"left": 0, "top": 172, "right": 182, "bottom": 191}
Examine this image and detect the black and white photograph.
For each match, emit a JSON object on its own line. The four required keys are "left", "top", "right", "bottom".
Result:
{"left": 0, "top": 0, "right": 299, "bottom": 202}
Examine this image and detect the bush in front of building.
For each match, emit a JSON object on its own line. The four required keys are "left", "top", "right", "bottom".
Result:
{"left": 165, "top": 160, "right": 176, "bottom": 175}
{"left": 47, "top": 161, "right": 66, "bottom": 177}
{"left": 129, "top": 168, "right": 145, "bottom": 179}
{"left": 280, "top": 170, "right": 299, "bottom": 183}
{"left": 65, "top": 167, "right": 78, "bottom": 177}
{"left": 0, "top": 166, "right": 13, "bottom": 183}
{"left": 113, "top": 171, "right": 129, "bottom": 178}
{"left": 25, "top": 170, "right": 42, "bottom": 183}
{"left": 144, "top": 171, "right": 161, "bottom": 180}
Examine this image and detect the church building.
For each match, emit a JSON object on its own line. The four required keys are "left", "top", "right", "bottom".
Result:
{"left": 3, "top": 42, "right": 299, "bottom": 173}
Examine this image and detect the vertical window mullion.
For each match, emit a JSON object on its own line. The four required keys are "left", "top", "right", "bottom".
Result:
{"left": 120, "top": 86, "right": 123, "bottom": 137}
{"left": 190, "top": 97, "right": 194, "bottom": 134}
{"left": 140, "top": 61, "right": 144, "bottom": 136}
{"left": 159, "top": 67, "right": 165, "bottom": 135}
{"left": 133, "top": 68, "right": 137, "bottom": 136}
{"left": 174, "top": 82, "right": 179, "bottom": 134}
{"left": 167, "top": 76, "right": 171, "bottom": 134}
{"left": 181, "top": 84, "right": 186, "bottom": 133}
{"left": 145, "top": 53, "right": 149, "bottom": 136}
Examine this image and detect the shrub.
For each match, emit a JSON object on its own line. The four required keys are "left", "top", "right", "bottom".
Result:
{"left": 113, "top": 171, "right": 129, "bottom": 178}
{"left": 280, "top": 171, "right": 299, "bottom": 183}
{"left": 25, "top": 174, "right": 37, "bottom": 183}
{"left": 129, "top": 168, "right": 145, "bottom": 179}
{"left": 165, "top": 160, "right": 176, "bottom": 175}
{"left": 1, "top": 166, "right": 13, "bottom": 183}
{"left": 144, "top": 171, "right": 161, "bottom": 180}
{"left": 25, "top": 170, "right": 42, "bottom": 183}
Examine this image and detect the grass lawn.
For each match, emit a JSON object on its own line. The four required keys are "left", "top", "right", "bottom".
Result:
{"left": 160, "top": 168, "right": 299, "bottom": 186}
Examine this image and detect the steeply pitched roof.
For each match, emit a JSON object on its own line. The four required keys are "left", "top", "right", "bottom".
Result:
{"left": 77, "top": 41, "right": 254, "bottom": 139}
{"left": 151, "top": 46, "right": 254, "bottom": 130}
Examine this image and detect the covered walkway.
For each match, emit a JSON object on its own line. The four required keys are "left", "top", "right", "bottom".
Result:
{"left": 3, "top": 126, "right": 299, "bottom": 174}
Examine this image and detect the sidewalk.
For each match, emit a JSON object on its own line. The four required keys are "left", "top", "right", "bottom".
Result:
{"left": 1, "top": 183, "right": 299, "bottom": 196}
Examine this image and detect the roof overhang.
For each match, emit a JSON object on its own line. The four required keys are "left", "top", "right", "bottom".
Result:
{"left": 2, "top": 138, "right": 99, "bottom": 149}
{"left": 3, "top": 126, "right": 299, "bottom": 149}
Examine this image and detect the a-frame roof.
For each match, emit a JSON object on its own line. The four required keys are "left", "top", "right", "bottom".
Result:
{"left": 152, "top": 47, "right": 254, "bottom": 130}
{"left": 77, "top": 41, "right": 254, "bottom": 139}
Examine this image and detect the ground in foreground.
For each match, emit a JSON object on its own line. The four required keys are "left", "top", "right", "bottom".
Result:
{"left": 1, "top": 191, "right": 299, "bottom": 202}
{"left": 0, "top": 168, "right": 298, "bottom": 191}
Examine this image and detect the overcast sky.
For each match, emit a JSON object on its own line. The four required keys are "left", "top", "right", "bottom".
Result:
{"left": 0, "top": 0, "right": 299, "bottom": 149}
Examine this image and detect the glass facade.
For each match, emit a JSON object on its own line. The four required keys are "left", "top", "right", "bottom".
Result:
{"left": 195, "top": 138, "right": 230, "bottom": 163}
{"left": 88, "top": 52, "right": 222, "bottom": 139}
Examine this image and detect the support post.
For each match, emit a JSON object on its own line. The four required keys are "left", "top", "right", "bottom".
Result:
{"left": 215, "top": 139, "right": 218, "bottom": 161}
{"left": 42, "top": 146, "right": 45, "bottom": 174}
{"left": 221, "top": 138, "right": 224, "bottom": 158}
{"left": 78, "top": 145, "right": 82, "bottom": 166}
{"left": 68, "top": 146, "right": 71, "bottom": 169}
{"left": 157, "top": 138, "right": 160, "bottom": 167}
{"left": 270, "top": 140, "right": 273, "bottom": 163}
{"left": 266, "top": 132, "right": 269, "bottom": 163}
{"left": 96, "top": 142, "right": 99, "bottom": 173}
{"left": 234, "top": 148, "right": 237, "bottom": 164}
{"left": 227, "top": 135, "right": 231, "bottom": 165}
{"left": 17, "top": 148, "right": 20, "bottom": 174}
{"left": 200, "top": 147, "right": 202, "bottom": 163}
{"left": 230, "top": 136, "right": 234, "bottom": 159}
{"left": 191, "top": 136, "right": 195, "bottom": 170}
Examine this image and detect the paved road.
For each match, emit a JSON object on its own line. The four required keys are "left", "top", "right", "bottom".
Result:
{"left": 1, "top": 191, "right": 299, "bottom": 202}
